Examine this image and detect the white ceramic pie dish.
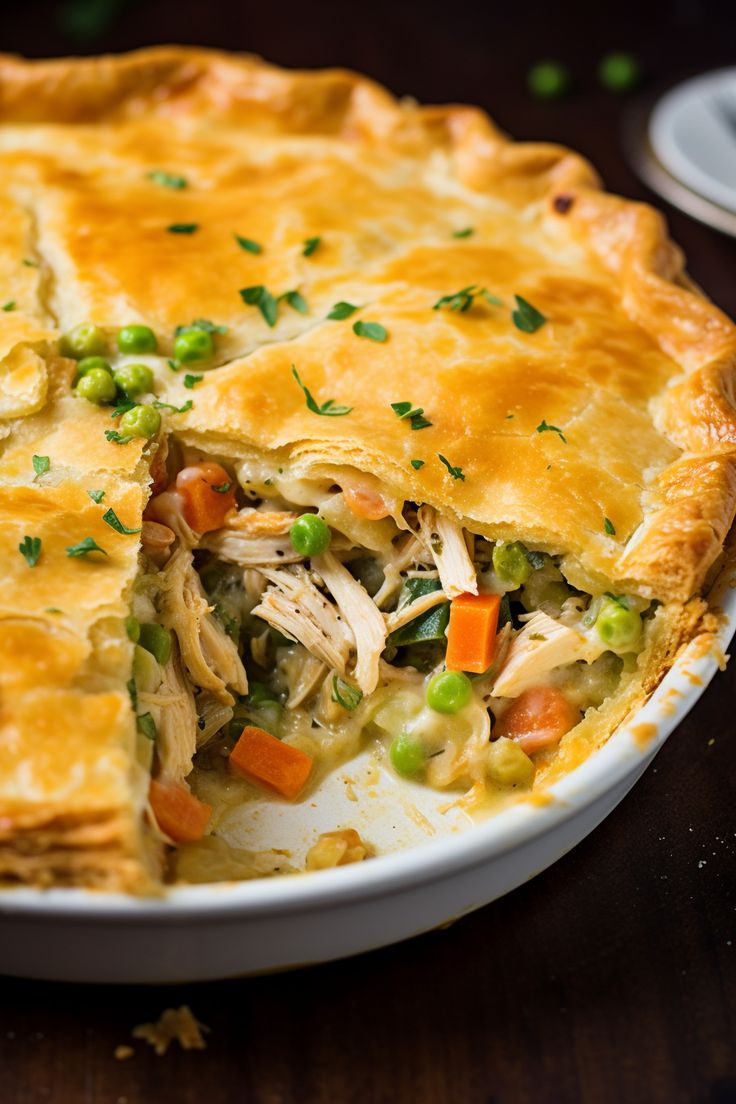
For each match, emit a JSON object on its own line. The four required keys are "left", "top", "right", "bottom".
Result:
{"left": 1, "top": 568, "right": 733, "bottom": 985}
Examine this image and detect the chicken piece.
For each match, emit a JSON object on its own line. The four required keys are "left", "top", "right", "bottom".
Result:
{"left": 383, "top": 586, "right": 447, "bottom": 634}
{"left": 417, "top": 506, "right": 477, "bottom": 599}
{"left": 146, "top": 487, "right": 197, "bottom": 548}
{"left": 492, "top": 610, "right": 602, "bottom": 699}
{"left": 141, "top": 520, "right": 175, "bottom": 566}
{"left": 195, "top": 690, "right": 234, "bottom": 746}
{"left": 200, "top": 507, "right": 303, "bottom": 566}
{"left": 253, "top": 566, "right": 353, "bottom": 674}
{"left": 283, "top": 649, "right": 328, "bottom": 709}
{"left": 142, "top": 645, "right": 198, "bottom": 783}
{"left": 160, "top": 547, "right": 248, "bottom": 705}
{"left": 373, "top": 534, "right": 432, "bottom": 609}
{"left": 312, "top": 551, "right": 386, "bottom": 695}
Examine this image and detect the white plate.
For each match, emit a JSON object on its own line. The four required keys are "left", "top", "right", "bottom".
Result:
{"left": 649, "top": 68, "right": 736, "bottom": 214}
{"left": 1, "top": 569, "right": 733, "bottom": 984}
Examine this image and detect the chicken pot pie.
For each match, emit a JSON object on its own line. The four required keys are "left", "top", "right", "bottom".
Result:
{"left": 0, "top": 47, "right": 734, "bottom": 891}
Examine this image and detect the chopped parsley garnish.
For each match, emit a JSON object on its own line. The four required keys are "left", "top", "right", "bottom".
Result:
{"left": 291, "top": 365, "right": 352, "bottom": 417}
{"left": 105, "top": 429, "right": 134, "bottom": 445}
{"left": 452, "top": 227, "right": 475, "bottom": 238}
{"left": 18, "top": 535, "right": 41, "bottom": 567}
{"left": 111, "top": 400, "right": 137, "bottom": 418}
{"left": 22, "top": 258, "right": 39, "bottom": 268}
{"left": 353, "top": 320, "right": 387, "bottom": 342}
{"left": 102, "top": 508, "right": 142, "bottom": 535}
{"left": 2, "top": 300, "right": 16, "bottom": 312}
{"left": 240, "top": 286, "right": 308, "bottom": 328}
{"left": 390, "top": 401, "right": 432, "bottom": 430}
{"left": 32, "top": 454, "right": 50, "bottom": 476}
{"left": 87, "top": 489, "right": 106, "bottom": 503}
{"left": 147, "top": 170, "right": 188, "bottom": 189}
{"left": 512, "top": 295, "right": 546, "bottom": 333}
{"left": 302, "top": 236, "right": 321, "bottom": 257}
{"left": 240, "top": 285, "right": 277, "bottom": 327}
{"left": 331, "top": 675, "right": 363, "bottom": 711}
{"left": 137, "top": 712, "right": 157, "bottom": 741}
{"left": 65, "top": 537, "right": 108, "bottom": 557}
{"left": 438, "top": 454, "right": 465, "bottom": 481}
{"left": 234, "top": 234, "right": 262, "bottom": 254}
{"left": 174, "top": 318, "right": 227, "bottom": 336}
{"left": 327, "top": 301, "right": 359, "bottom": 320}
{"left": 529, "top": 633, "right": 547, "bottom": 641}
{"left": 167, "top": 223, "right": 199, "bottom": 235}
{"left": 45, "top": 608, "right": 62, "bottom": 614}
{"left": 211, "top": 482, "right": 232, "bottom": 494}
{"left": 536, "top": 419, "right": 567, "bottom": 443}
{"left": 433, "top": 285, "right": 502, "bottom": 312}
{"left": 153, "top": 399, "right": 193, "bottom": 414}
{"left": 280, "top": 289, "right": 308, "bottom": 314}
{"left": 183, "top": 373, "right": 203, "bottom": 389}
{"left": 604, "top": 517, "right": 616, "bottom": 536}
{"left": 410, "top": 459, "right": 425, "bottom": 470}
{"left": 167, "top": 358, "right": 179, "bottom": 372}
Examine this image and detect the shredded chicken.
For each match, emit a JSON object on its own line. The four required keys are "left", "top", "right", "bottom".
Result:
{"left": 243, "top": 568, "right": 268, "bottom": 601}
{"left": 284, "top": 649, "right": 328, "bottom": 709}
{"left": 383, "top": 587, "right": 448, "bottom": 634}
{"left": 146, "top": 488, "right": 197, "bottom": 547}
{"left": 253, "top": 566, "right": 353, "bottom": 673}
{"left": 200, "top": 508, "right": 302, "bottom": 565}
{"left": 195, "top": 691, "right": 234, "bottom": 746}
{"left": 373, "top": 534, "right": 431, "bottom": 609}
{"left": 142, "top": 645, "right": 198, "bottom": 782}
{"left": 160, "top": 547, "right": 248, "bottom": 704}
{"left": 312, "top": 551, "right": 386, "bottom": 695}
{"left": 141, "top": 520, "right": 175, "bottom": 567}
{"left": 492, "top": 610, "right": 602, "bottom": 698}
{"left": 417, "top": 506, "right": 477, "bottom": 598}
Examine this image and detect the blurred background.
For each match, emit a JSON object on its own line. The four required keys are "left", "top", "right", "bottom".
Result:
{"left": 2, "top": 0, "right": 736, "bottom": 314}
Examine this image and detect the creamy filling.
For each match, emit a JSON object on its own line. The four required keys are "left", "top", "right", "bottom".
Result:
{"left": 128, "top": 443, "right": 651, "bottom": 867}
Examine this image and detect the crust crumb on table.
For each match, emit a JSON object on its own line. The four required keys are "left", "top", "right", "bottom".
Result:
{"left": 131, "top": 1005, "right": 208, "bottom": 1056}
{"left": 113, "top": 1044, "right": 134, "bottom": 1061}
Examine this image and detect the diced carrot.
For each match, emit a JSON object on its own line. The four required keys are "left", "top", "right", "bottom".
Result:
{"left": 230, "top": 725, "right": 313, "bottom": 799}
{"left": 175, "top": 462, "right": 237, "bottom": 534}
{"left": 149, "top": 778, "right": 212, "bottom": 843}
{"left": 445, "top": 592, "right": 501, "bottom": 673}
{"left": 493, "top": 686, "right": 580, "bottom": 755}
{"left": 343, "top": 484, "right": 392, "bottom": 520}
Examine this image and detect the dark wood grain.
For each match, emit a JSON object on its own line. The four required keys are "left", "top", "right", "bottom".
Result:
{"left": 1, "top": 3, "right": 735, "bottom": 1102}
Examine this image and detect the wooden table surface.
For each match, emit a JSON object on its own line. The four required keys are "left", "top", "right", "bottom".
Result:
{"left": 1, "top": 2, "right": 735, "bottom": 1101}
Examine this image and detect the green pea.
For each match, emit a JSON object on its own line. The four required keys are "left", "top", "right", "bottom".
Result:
{"left": 75, "top": 356, "right": 112, "bottom": 383}
{"left": 486, "top": 737, "right": 535, "bottom": 788}
{"left": 75, "top": 367, "right": 117, "bottom": 405}
{"left": 113, "top": 362, "right": 154, "bottom": 398}
{"left": 125, "top": 615, "right": 141, "bottom": 643}
{"left": 492, "top": 541, "right": 531, "bottom": 587}
{"left": 173, "top": 328, "right": 214, "bottom": 364}
{"left": 426, "top": 670, "right": 473, "bottom": 714}
{"left": 527, "top": 61, "right": 570, "bottom": 99}
{"left": 60, "top": 322, "right": 107, "bottom": 360}
{"left": 389, "top": 731, "right": 426, "bottom": 776}
{"left": 117, "top": 324, "right": 158, "bottom": 355}
{"left": 119, "top": 403, "right": 161, "bottom": 439}
{"left": 138, "top": 623, "right": 172, "bottom": 665}
{"left": 289, "top": 513, "right": 331, "bottom": 557}
{"left": 595, "top": 597, "right": 642, "bottom": 650}
{"left": 598, "top": 52, "right": 640, "bottom": 92}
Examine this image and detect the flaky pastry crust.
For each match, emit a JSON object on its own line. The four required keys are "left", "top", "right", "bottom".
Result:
{"left": 0, "top": 47, "right": 733, "bottom": 890}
